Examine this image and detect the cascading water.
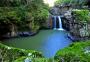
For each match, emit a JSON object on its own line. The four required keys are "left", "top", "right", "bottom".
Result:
{"left": 53, "top": 16, "right": 56, "bottom": 30}
{"left": 58, "top": 16, "right": 63, "bottom": 30}
{"left": 53, "top": 16, "right": 64, "bottom": 30}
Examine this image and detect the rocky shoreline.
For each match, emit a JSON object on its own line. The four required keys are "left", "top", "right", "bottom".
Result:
{"left": 67, "top": 33, "right": 90, "bottom": 42}
{"left": 2, "top": 31, "right": 38, "bottom": 40}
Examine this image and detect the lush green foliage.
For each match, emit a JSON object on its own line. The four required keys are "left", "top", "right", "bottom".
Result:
{"left": 0, "top": 7, "right": 24, "bottom": 37}
{"left": 0, "top": 7, "right": 21, "bottom": 23}
{"left": 26, "top": 0, "right": 49, "bottom": 31}
{"left": 55, "top": 0, "right": 86, "bottom": 5}
{"left": 1, "top": 40, "right": 90, "bottom": 62}
{"left": 55, "top": 0, "right": 87, "bottom": 8}
{"left": 0, "top": 42, "right": 57, "bottom": 62}
{"left": 0, "top": 42, "right": 43, "bottom": 62}
{"left": 0, "top": 0, "right": 28, "bottom": 7}
{"left": 55, "top": 0, "right": 71, "bottom": 5}
{"left": 55, "top": 41, "right": 90, "bottom": 62}
{"left": 72, "top": 9, "right": 90, "bottom": 22}
{"left": 0, "top": 0, "right": 49, "bottom": 37}
{"left": 14, "top": 57, "right": 56, "bottom": 62}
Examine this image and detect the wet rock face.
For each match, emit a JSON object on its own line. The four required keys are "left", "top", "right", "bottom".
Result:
{"left": 49, "top": 5, "right": 72, "bottom": 29}
{"left": 87, "top": 0, "right": 90, "bottom": 8}
{"left": 79, "top": 24, "right": 89, "bottom": 37}
{"left": 50, "top": 5, "right": 72, "bottom": 16}
{"left": 50, "top": 6, "right": 60, "bottom": 15}
{"left": 69, "top": 20, "right": 90, "bottom": 39}
{"left": 50, "top": 5, "right": 90, "bottom": 39}
{"left": 63, "top": 11, "right": 90, "bottom": 39}
{"left": 64, "top": 11, "right": 72, "bottom": 19}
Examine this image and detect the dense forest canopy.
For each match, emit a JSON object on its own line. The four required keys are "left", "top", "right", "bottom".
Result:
{"left": 0, "top": 0, "right": 49, "bottom": 38}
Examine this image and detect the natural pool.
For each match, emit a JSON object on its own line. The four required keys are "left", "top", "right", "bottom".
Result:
{"left": 2, "top": 30, "right": 72, "bottom": 58}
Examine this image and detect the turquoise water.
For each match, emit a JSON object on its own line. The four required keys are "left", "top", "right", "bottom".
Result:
{"left": 2, "top": 30, "right": 72, "bottom": 58}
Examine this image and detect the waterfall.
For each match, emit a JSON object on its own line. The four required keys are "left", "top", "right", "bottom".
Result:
{"left": 53, "top": 16, "right": 63, "bottom": 30}
{"left": 54, "top": 16, "right": 56, "bottom": 30}
{"left": 58, "top": 16, "right": 63, "bottom": 30}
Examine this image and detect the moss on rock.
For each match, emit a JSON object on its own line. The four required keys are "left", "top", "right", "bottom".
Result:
{"left": 55, "top": 41, "right": 90, "bottom": 62}
{"left": 0, "top": 43, "right": 43, "bottom": 62}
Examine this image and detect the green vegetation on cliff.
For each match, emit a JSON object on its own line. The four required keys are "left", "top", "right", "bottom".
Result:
{"left": 55, "top": 41, "right": 90, "bottom": 62}
{"left": 55, "top": 0, "right": 87, "bottom": 8}
{"left": 0, "top": 42, "right": 43, "bottom": 62}
{"left": 1, "top": 40, "right": 90, "bottom": 62}
{"left": 0, "top": 0, "right": 49, "bottom": 38}
{"left": 72, "top": 9, "right": 90, "bottom": 22}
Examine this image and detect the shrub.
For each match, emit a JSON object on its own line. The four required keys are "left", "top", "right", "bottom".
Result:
{"left": 72, "top": 9, "right": 90, "bottom": 22}
{"left": 0, "top": 43, "right": 43, "bottom": 62}
{"left": 55, "top": 41, "right": 90, "bottom": 62}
